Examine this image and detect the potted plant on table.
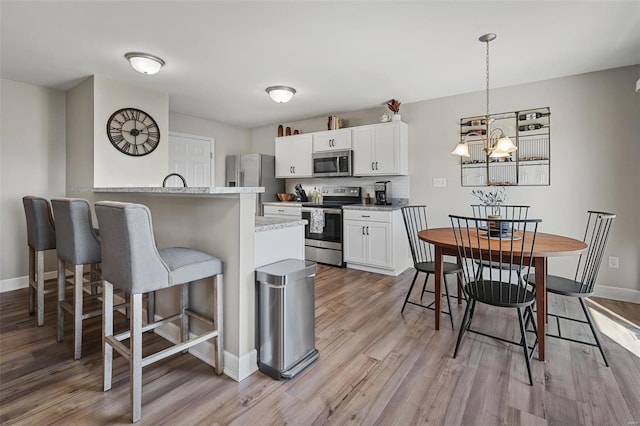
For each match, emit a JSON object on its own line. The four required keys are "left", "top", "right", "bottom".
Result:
{"left": 471, "top": 186, "right": 507, "bottom": 217}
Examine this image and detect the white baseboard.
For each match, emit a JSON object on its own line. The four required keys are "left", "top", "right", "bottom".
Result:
{"left": 593, "top": 285, "right": 640, "bottom": 304}
{"left": 151, "top": 315, "right": 257, "bottom": 382}
{"left": 0, "top": 271, "right": 58, "bottom": 293}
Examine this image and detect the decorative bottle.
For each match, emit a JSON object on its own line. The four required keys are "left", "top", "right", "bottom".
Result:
{"left": 518, "top": 123, "right": 545, "bottom": 131}
{"left": 518, "top": 112, "right": 549, "bottom": 121}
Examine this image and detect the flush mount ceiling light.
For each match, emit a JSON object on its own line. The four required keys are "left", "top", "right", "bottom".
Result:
{"left": 266, "top": 86, "right": 296, "bottom": 103}
{"left": 124, "top": 52, "right": 165, "bottom": 75}
{"left": 451, "top": 33, "right": 517, "bottom": 159}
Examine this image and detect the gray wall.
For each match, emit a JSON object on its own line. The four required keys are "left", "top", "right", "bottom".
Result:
{"left": 252, "top": 66, "right": 640, "bottom": 292}
{"left": 1, "top": 79, "right": 66, "bottom": 280}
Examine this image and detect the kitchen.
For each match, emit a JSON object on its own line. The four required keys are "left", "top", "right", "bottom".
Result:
{"left": 1, "top": 1, "right": 639, "bottom": 424}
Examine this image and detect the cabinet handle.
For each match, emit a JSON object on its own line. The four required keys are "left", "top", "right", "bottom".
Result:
{"left": 293, "top": 166, "right": 295, "bottom": 174}
{"left": 290, "top": 166, "right": 293, "bottom": 173}
{"left": 361, "top": 215, "right": 370, "bottom": 218}
{"left": 362, "top": 226, "right": 366, "bottom": 235}
{"left": 375, "top": 161, "right": 379, "bottom": 170}
{"left": 278, "top": 209, "right": 285, "bottom": 212}
{"left": 371, "top": 162, "right": 375, "bottom": 170}
{"left": 366, "top": 226, "right": 369, "bottom": 235}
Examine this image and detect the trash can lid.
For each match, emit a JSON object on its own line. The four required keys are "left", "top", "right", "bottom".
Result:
{"left": 255, "top": 259, "right": 317, "bottom": 285}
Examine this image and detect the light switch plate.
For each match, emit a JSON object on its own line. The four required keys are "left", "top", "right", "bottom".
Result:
{"left": 608, "top": 256, "right": 619, "bottom": 268}
{"left": 433, "top": 178, "right": 447, "bottom": 188}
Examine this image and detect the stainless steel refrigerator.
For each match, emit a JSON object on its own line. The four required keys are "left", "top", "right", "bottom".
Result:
{"left": 226, "top": 154, "right": 284, "bottom": 215}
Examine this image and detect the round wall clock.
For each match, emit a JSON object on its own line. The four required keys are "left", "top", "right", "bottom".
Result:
{"left": 106, "top": 107, "right": 160, "bottom": 156}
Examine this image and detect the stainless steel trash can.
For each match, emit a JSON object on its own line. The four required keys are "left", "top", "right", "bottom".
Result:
{"left": 255, "top": 259, "right": 319, "bottom": 380}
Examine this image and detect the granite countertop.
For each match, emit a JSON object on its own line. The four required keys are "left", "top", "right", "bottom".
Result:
{"left": 263, "top": 201, "right": 303, "bottom": 207}
{"left": 255, "top": 216, "right": 307, "bottom": 232}
{"left": 342, "top": 201, "right": 408, "bottom": 212}
{"left": 92, "top": 186, "right": 264, "bottom": 194}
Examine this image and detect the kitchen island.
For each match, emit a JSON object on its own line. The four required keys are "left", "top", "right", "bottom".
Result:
{"left": 92, "top": 187, "right": 305, "bottom": 381}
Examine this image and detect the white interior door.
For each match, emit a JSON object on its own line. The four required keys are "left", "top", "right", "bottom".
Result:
{"left": 168, "top": 133, "right": 213, "bottom": 187}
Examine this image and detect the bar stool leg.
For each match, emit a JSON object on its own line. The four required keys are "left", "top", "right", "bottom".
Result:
{"left": 36, "top": 250, "right": 45, "bottom": 326}
{"left": 147, "top": 291, "right": 155, "bottom": 325}
{"left": 57, "top": 259, "right": 66, "bottom": 342}
{"left": 181, "top": 283, "right": 189, "bottom": 347}
{"left": 28, "top": 247, "right": 35, "bottom": 315}
{"left": 73, "top": 264, "right": 83, "bottom": 360}
{"left": 130, "top": 293, "right": 143, "bottom": 423}
{"left": 214, "top": 274, "right": 224, "bottom": 375}
{"left": 103, "top": 281, "right": 113, "bottom": 392}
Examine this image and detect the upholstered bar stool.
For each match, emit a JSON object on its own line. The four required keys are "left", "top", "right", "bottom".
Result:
{"left": 22, "top": 196, "right": 57, "bottom": 326}
{"left": 51, "top": 198, "right": 104, "bottom": 359}
{"left": 95, "top": 201, "right": 224, "bottom": 423}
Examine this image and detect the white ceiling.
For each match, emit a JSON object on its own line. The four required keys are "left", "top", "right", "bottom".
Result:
{"left": 2, "top": 1, "right": 639, "bottom": 128}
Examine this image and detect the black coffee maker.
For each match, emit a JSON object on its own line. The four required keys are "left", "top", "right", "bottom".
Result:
{"left": 374, "top": 181, "right": 391, "bottom": 205}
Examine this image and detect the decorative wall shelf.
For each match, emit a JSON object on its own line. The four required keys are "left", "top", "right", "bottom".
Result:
{"left": 460, "top": 107, "right": 550, "bottom": 187}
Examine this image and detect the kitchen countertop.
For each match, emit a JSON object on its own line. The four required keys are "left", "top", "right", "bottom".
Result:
{"left": 342, "top": 202, "right": 407, "bottom": 212}
{"left": 92, "top": 186, "right": 264, "bottom": 195}
{"left": 263, "top": 200, "right": 408, "bottom": 211}
{"left": 255, "top": 216, "right": 307, "bottom": 232}
{"left": 263, "top": 201, "right": 303, "bottom": 207}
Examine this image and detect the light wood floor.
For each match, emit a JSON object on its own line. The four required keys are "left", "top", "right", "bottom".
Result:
{"left": 1, "top": 265, "right": 639, "bottom": 425}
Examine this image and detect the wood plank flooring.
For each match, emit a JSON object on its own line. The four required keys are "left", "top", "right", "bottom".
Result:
{"left": 1, "top": 265, "right": 639, "bottom": 425}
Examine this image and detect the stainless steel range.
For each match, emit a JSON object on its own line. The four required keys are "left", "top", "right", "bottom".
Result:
{"left": 301, "top": 186, "right": 361, "bottom": 266}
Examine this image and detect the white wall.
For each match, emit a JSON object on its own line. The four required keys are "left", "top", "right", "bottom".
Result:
{"left": 169, "top": 112, "right": 252, "bottom": 186}
{"left": 93, "top": 75, "right": 169, "bottom": 187}
{"left": 252, "top": 66, "right": 640, "bottom": 293}
{"left": 1, "top": 79, "right": 66, "bottom": 282}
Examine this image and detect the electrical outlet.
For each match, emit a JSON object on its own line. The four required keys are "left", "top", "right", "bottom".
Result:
{"left": 608, "top": 256, "right": 619, "bottom": 269}
{"left": 433, "top": 178, "right": 447, "bottom": 188}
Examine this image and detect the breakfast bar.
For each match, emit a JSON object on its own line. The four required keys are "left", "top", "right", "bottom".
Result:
{"left": 91, "top": 186, "right": 306, "bottom": 381}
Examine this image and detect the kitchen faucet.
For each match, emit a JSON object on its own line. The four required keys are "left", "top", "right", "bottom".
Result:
{"left": 162, "top": 173, "right": 187, "bottom": 188}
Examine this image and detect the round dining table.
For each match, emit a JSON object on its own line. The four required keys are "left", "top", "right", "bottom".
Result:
{"left": 418, "top": 227, "right": 587, "bottom": 361}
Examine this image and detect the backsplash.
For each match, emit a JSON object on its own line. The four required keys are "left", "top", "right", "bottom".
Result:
{"left": 285, "top": 175, "right": 410, "bottom": 202}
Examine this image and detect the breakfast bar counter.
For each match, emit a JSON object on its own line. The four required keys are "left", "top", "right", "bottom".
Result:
{"left": 91, "top": 186, "right": 276, "bottom": 381}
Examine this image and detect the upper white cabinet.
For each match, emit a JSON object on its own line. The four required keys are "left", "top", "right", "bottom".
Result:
{"left": 352, "top": 121, "right": 408, "bottom": 176}
{"left": 275, "top": 134, "right": 313, "bottom": 178}
{"left": 312, "top": 129, "right": 352, "bottom": 152}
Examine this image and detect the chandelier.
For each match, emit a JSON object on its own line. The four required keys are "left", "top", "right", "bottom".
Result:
{"left": 451, "top": 33, "right": 517, "bottom": 159}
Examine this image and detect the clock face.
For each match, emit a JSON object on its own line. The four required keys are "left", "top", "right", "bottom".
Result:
{"left": 106, "top": 108, "right": 160, "bottom": 156}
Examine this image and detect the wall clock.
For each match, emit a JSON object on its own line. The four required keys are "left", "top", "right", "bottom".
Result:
{"left": 106, "top": 107, "right": 160, "bottom": 156}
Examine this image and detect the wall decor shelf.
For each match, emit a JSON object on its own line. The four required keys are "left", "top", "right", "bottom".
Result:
{"left": 460, "top": 107, "right": 550, "bottom": 187}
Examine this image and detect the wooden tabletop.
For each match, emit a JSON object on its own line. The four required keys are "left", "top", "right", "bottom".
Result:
{"left": 418, "top": 228, "right": 587, "bottom": 257}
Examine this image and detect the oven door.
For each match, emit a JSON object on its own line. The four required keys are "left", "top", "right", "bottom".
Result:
{"left": 301, "top": 207, "right": 342, "bottom": 250}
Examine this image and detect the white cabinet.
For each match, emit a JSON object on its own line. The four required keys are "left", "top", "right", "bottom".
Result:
{"left": 275, "top": 134, "right": 313, "bottom": 178}
{"left": 312, "top": 129, "right": 351, "bottom": 152}
{"left": 263, "top": 204, "right": 302, "bottom": 218}
{"left": 343, "top": 209, "right": 409, "bottom": 276}
{"left": 352, "top": 121, "right": 408, "bottom": 176}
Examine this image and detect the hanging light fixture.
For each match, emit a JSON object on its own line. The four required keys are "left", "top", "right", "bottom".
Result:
{"left": 125, "top": 52, "right": 165, "bottom": 75}
{"left": 266, "top": 86, "right": 296, "bottom": 103}
{"left": 451, "top": 33, "right": 517, "bottom": 159}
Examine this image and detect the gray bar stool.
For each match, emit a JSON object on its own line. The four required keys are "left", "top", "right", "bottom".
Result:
{"left": 51, "top": 197, "right": 103, "bottom": 359}
{"left": 95, "top": 201, "right": 224, "bottom": 423}
{"left": 22, "top": 196, "right": 57, "bottom": 326}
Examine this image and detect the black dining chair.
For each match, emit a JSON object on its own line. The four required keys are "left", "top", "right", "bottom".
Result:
{"left": 471, "top": 205, "right": 530, "bottom": 279}
{"left": 401, "top": 206, "right": 462, "bottom": 329}
{"left": 450, "top": 214, "right": 541, "bottom": 385}
{"left": 526, "top": 210, "right": 616, "bottom": 366}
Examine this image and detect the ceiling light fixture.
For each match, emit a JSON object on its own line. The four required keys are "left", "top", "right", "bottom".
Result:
{"left": 125, "top": 52, "right": 165, "bottom": 75}
{"left": 266, "top": 86, "right": 296, "bottom": 103}
{"left": 451, "top": 33, "right": 517, "bottom": 159}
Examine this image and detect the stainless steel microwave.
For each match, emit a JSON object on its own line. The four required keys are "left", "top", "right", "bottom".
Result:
{"left": 312, "top": 150, "right": 353, "bottom": 177}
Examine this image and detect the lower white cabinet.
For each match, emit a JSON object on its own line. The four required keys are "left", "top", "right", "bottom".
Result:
{"left": 343, "top": 209, "right": 410, "bottom": 276}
